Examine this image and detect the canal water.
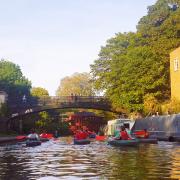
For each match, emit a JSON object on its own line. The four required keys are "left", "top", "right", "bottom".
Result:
{"left": 0, "top": 139, "right": 180, "bottom": 180}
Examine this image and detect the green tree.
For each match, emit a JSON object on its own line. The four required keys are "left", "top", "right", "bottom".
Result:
{"left": 0, "top": 59, "right": 31, "bottom": 104}
{"left": 56, "top": 72, "right": 95, "bottom": 96}
{"left": 31, "top": 87, "right": 49, "bottom": 97}
{"left": 143, "top": 94, "right": 160, "bottom": 115}
{"left": 0, "top": 103, "right": 9, "bottom": 118}
{"left": 35, "top": 111, "right": 52, "bottom": 132}
{"left": 90, "top": 0, "right": 180, "bottom": 113}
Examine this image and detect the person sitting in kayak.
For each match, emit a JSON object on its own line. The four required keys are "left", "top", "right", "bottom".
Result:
{"left": 125, "top": 126, "right": 133, "bottom": 139}
{"left": 28, "top": 130, "right": 40, "bottom": 141}
{"left": 75, "top": 129, "right": 88, "bottom": 140}
{"left": 120, "top": 126, "right": 132, "bottom": 140}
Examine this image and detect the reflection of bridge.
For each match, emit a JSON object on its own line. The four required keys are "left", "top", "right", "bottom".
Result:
{"left": 9, "top": 96, "right": 118, "bottom": 119}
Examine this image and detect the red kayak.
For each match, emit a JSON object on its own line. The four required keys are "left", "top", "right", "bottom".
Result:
{"left": 16, "top": 136, "right": 27, "bottom": 141}
{"left": 95, "top": 135, "right": 107, "bottom": 141}
{"left": 40, "top": 133, "right": 53, "bottom": 139}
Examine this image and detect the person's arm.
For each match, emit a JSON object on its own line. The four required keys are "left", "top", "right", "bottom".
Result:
{"left": 27, "top": 134, "right": 31, "bottom": 138}
{"left": 35, "top": 134, "right": 40, "bottom": 140}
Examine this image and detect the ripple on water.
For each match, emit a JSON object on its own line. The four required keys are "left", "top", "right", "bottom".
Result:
{"left": 0, "top": 140, "right": 180, "bottom": 179}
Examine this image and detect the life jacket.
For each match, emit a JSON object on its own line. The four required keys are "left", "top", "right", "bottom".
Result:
{"left": 75, "top": 131, "right": 88, "bottom": 140}
{"left": 120, "top": 130, "right": 131, "bottom": 140}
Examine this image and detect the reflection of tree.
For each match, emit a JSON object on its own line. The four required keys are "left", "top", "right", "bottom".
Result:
{"left": 102, "top": 145, "right": 174, "bottom": 179}
{"left": 0, "top": 152, "right": 32, "bottom": 179}
{"left": 170, "top": 148, "right": 180, "bottom": 179}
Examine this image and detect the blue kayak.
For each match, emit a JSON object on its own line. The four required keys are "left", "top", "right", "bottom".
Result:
{"left": 74, "top": 139, "right": 91, "bottom": 145}
{"left": 108, "top": 139, "right": 139, "bottom": 147}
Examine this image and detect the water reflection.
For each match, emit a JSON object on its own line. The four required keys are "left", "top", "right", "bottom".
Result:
{"left": 0, "top": 140, "right": 179, "bottom": 180}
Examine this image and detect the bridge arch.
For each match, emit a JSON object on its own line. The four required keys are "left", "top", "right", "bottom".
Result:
{"left": 7, "top": 96, "right": 123, "bottom": 131}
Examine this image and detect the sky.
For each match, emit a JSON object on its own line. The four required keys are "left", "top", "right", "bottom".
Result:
{"left": 0, "top": 0, "right": 157, "bottom": 95}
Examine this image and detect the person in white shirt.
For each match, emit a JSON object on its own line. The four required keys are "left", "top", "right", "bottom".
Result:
{"left": 28, "top": 131, "right": 40, "bottom": 141}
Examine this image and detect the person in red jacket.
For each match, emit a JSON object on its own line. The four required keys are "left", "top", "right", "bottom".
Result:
{"left": 75, "top": 129, "right": 88, "bottom": 140}
{"left": 120, "top": 126, "right": 132, "bottom": 140}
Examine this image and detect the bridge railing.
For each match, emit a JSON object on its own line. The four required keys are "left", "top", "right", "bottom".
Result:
{"left": 37, "top": 96, "right": 108, "bottom": 106}
{"left": 8, "top": 96, "right": 110, "bottom": 109}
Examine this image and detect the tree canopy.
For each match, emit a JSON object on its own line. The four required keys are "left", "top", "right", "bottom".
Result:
{"left": 0, "top": 59, "right": 31, "bottom": 104}
{"left": 56, "top": 72, "right": 95, "bottom": 96}
{"left": 90, "top": 0, "right": 180, "bottom": 113}
{"left": 31, "top": 87, "right": 49, "bottom": 97}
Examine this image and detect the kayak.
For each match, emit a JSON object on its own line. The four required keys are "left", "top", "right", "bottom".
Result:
{"left": 95, "top": 135, "right": 107, "bottom": 141}
{"left": 74, "top": 139, "right": 91, "bottom": 145}
{"left": 108, "top": 139, "right": 139, "bottom": 147}
{"left": 40, "top": 133, "right": 53, "bottom": 139}
{"left": 89, "top": 134, "right": 96, "bottom": 138}
{"left": 138, "top": 138, "right": 158, "bottom": 144}
{"left": 16, "top": 136, "right": 27, "bottom": 141}
{"left": 26, "top": 140, "right": 41, "bottom": 147}
{"left": 40, "top": 138, "right": 49, "bottom": 142}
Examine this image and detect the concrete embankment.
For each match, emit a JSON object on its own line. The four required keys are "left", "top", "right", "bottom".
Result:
{"left": 0, "top": 136, "right": 17, "bottom": 144}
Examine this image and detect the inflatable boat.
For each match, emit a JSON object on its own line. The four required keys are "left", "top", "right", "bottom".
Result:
{"left": 26, "top": 140, "right": 41, "bottom": 147}
{"left": 108, "top": 139, "right": 139, "bottom": 147}
{"left": 74, "top": 139, "right": 91, "bottom": 145}
{"left": 138, "top": 138, "right": 158, "bottom": 144}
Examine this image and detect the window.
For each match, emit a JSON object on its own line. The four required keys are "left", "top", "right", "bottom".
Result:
{"left": 174, "top": 58, "right": 179, "bottom": 71}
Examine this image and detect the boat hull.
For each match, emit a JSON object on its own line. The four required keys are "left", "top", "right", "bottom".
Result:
{"left": 40, "top": 138, "right": 49, "bottom": 142}
{"left": 138, "top": 138, "right": 158, "bottom": 144}
{"left": 26, "top": 140, "right": 41, "bottom": 147}
{"left": 74, "top": 139, "right": 91, "bottom": 145}
{"left": 108, "top": 139, "right": 139, "bottom": 147}
{"left": 89, "top": 134, "right": 96, "bottom": 138}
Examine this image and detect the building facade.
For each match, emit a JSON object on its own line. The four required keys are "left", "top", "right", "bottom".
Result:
{"left": 170, "top": 47, "right": 180, "bottom": 100}
{"left": 0, "top": 91, "right": 8, "bottom": 108}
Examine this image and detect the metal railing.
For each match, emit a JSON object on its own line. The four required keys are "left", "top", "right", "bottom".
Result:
{"left": 8, "top": 96, "right": 110, "bottom": 109}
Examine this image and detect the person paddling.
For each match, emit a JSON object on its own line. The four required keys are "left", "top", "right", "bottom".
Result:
{"left": 28, "top": 130, "right": 40, "bottom": 141}
{"left": 120, "top": 126, "right": 132, "bottom": 140}
{"left": 75, "top": 129, "right": 88, "bottom": 140}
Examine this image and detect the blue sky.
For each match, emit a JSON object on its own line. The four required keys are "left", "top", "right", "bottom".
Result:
{"left": 0, "top": 0, "right": 156, "bottom": 95}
